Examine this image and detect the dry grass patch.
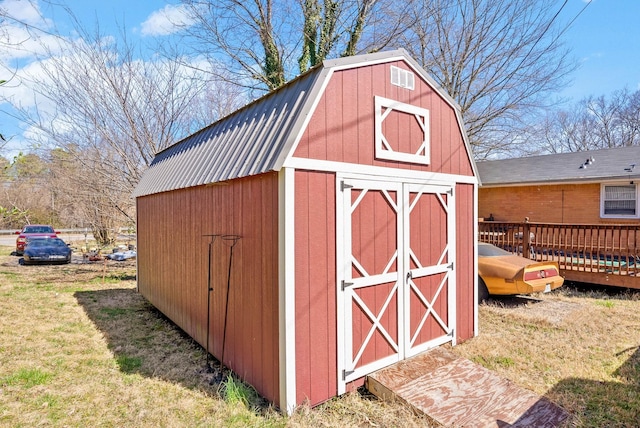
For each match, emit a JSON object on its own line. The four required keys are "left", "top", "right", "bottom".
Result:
{"left": 451, "top": 287, "right": 640, "bottom": 427}
{"left": 0, "top": 248, "right": 432, "bottom": 427}
{"left": 1, "top": 243, "right": 638, "bottom": 427}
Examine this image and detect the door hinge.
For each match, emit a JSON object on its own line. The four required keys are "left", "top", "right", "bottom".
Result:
{"left": 448, "top": 262, "right": 454, "bottom": 270}
{"left": 341, "top": 181, "right": 353, "bottom": 191}
{"left": 342, "top": 369, "right": 355, "bottom": 380}
{"left": 447, "top": 188, "right": 453, "bottom": 196}
{"left": 341, "top": 280, "right": 354, "bottom": 291}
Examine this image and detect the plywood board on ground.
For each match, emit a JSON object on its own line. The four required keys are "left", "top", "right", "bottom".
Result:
{"left": 366, "top": 347, "right": 569, "bottom": 427}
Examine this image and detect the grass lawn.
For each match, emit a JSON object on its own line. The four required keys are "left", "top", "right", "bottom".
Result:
{"left": 0, "top": 247, "right": 429, "bottom": 427}
{"left": 0, "top": 245, "right": 638, "bottom": 426}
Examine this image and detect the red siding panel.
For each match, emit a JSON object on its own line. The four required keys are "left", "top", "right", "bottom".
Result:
{"left": 294, "top": 60, "right": 474, "bottom": 178}
{"left": 294, "top": 170, "right": 337, "bottom": 406}
{"left": 341, "top": 70, "right": 359, "bottom": 162}
{"left": 455, "top": 183, "right": 476, "bottom": 342}
{"left": 137, "top": 173, "right": 281, "bottom": 406}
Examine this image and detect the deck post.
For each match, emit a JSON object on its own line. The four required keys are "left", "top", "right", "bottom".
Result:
{"left": 522, "top": 219, "right": 531, "bottom": 258}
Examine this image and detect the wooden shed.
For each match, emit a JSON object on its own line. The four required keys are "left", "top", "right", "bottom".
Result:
{"left": 133, "top": 49, "right": 479, "bottom": 413}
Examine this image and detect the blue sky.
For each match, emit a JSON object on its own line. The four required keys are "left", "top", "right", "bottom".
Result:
{"left": 562, "top": 0, "right": 640, "bottom": 99}
{"left": 1, "top": 0, "right": 639, "bottom": 155}
{"left": 49, "top": 0, "right": 640, "bottom": 100}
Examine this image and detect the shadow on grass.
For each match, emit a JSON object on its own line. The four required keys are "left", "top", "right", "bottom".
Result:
{"left": 486, "top": 295, "right": 546, "bottom": 308}
{"left": 563, "top": 281, "right": 640, "bottom": 299}
{"left": 74, "top": 288, "right": 217, "bottom": 390}
{"left": 74, "top": 286, "right": 275, "bottom": 416}
{"left": 546, "top": 347, "right": 640, "bottom": 426}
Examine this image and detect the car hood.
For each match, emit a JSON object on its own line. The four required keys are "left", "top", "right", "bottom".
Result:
{"left": 478, "top": 255, "right": 553, "bottom": 280}
{"left": 25, "top": 246, "right": 70, "bottom": 253}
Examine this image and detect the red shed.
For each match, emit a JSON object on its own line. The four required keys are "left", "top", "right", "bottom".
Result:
{"left": 133, "top": 49, "right": 479, "bottom": 413}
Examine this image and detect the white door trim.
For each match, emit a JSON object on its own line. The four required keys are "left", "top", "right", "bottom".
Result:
{"left": 403, "top": 183, "right": 456, "bottom": 358}
{"left": 336, "top": 173, "right": 457, "bottom": 394}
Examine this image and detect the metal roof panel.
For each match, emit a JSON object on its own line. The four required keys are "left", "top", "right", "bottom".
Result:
{"left": 133, "top": 70, "right": 320, "bottom": 197}
{"left": 133, "top": 49, "right": 478, "bottom": 198}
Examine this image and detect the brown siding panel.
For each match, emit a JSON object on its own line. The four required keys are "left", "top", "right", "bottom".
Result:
{"left": 137, "top": 173, "right": 281, "bottom": 407}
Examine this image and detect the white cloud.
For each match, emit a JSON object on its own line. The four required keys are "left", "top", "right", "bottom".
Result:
{"left": 139, "top": 4, "right": 194, "bottom": 37}
{"left": 0, "top": 0, "right": 60, "bottom": 62}
{"left": 0, "top": 0, "right": 51, "bottom": 26}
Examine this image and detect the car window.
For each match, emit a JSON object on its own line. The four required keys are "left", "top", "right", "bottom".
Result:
{"left": 478, "top": 243, "right": 512, "bottom": 257}
{"left": 24, "top": 226, "right": 54, "bottom": 233}
{"left": 26, "top": 239, "right": 49, "bottom": 247}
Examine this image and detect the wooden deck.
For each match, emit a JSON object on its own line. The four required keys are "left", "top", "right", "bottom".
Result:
{"left": 366, "top": 347, "right": 569, "bottom": 427}
{"left": 479, "top": 221, "right": 640, "bottom": 289}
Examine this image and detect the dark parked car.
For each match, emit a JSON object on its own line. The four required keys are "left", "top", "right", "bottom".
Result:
{"left": 22, "top": 237, "right": 72, "bottom": 265}
{"left": 15, "top": 225, "right": 59, "bottom": 255}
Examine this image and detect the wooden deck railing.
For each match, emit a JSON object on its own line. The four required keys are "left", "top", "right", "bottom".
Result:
{"left": 479, "top": 221, "right": 640, "bottom": 289}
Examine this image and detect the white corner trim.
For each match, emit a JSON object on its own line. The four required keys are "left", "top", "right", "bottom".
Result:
{"left": 278, "top": 167, "right": 297, "bottom": 414}
{"left": 335, "top": 172, "right": 346, "bottom": 395}
{"left": 473, "top": 183, "right": 479, "bottom": 338}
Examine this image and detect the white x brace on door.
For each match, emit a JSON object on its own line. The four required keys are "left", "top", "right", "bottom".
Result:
{"left": 337, "top": 176, "right": 456, "bottom": 392}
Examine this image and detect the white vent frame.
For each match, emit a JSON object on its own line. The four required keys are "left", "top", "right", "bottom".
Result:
{"left": 390, "top": 66, "right": 415, "bottom": 90}
{"left": 374, "top": 96, "right": 430, "bottom": 165}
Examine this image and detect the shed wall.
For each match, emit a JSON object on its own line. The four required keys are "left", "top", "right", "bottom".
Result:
{"left": 293, "top": 169, "right": 337, "bottom": 406}
{"left": 293, "top": 60, "right": 474, "bottom": 178}
{"left": 455, "top": 183, "right": 476, "bottom": 341}
{"left": 479, "top": 184, "right": 640, "bottom": 224}
{"left": 292, "top": 176, "right": 477, "bottom": 407}
{"left": 136, "top": 172, "right": 281, "bottom": 406}
{"left": 290, "top": 61, "right": 477, "bottom": 407}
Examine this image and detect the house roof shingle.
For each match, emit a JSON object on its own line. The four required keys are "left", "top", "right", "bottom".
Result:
{"left": 477, "top": 146, "right": 640, "bottom": 186}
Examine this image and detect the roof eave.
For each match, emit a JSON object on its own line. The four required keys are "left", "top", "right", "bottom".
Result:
{"left": 480, "top": 174, "right": 640, "bottom": 188}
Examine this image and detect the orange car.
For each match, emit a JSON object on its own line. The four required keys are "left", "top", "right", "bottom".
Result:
{"left": 477, "top": 243, "right": 564, "bottom": 302}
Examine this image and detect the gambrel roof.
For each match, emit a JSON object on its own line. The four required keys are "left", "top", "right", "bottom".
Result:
{"left": 477, "top": 146, "right": 640, "bottom": 187}
{"left": 133, "top": 49, "right": 472, "bottom": 198}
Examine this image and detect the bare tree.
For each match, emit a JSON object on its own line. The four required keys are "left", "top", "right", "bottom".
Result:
{"left": 178, "top": 0, "right": 410, "bottom": 90}
{"left": 401, "top": 0, "right": 578, "bottom": 159}
{"left": 0, "top": 153, "right": 52, "bottom": 228}
{"left": 535, "top": 88, "right": 640, "bottom": 153}
{"left": 618, "top": 90, "right": 640, "bottom": 146}
{"left": 3, "top": 15, "right": 241, "bottom": 243}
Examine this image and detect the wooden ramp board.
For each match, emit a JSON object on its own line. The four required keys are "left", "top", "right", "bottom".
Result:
{"left": 366, "top": 347, "right": 569, "bottom": 427}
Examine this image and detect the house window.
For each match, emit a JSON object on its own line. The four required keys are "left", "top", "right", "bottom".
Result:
{"left": 374, "top": 96, "right": 430, "bottom": 165}
{"left": 601, "top": 184, "right": 639, "bottom": 218}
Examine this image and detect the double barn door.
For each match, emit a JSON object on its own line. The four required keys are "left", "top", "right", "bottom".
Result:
{"left": 337, "top": 176, "right": 456, "bottom": 391}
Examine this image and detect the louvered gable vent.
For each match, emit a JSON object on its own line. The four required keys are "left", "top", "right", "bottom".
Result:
{"left": 391, "top": 65, "right": 415, "bottom": 90}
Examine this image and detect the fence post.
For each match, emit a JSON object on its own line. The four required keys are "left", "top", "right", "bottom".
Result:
{"left": 522, "top": 219, "right": 531, "bottom": 258}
